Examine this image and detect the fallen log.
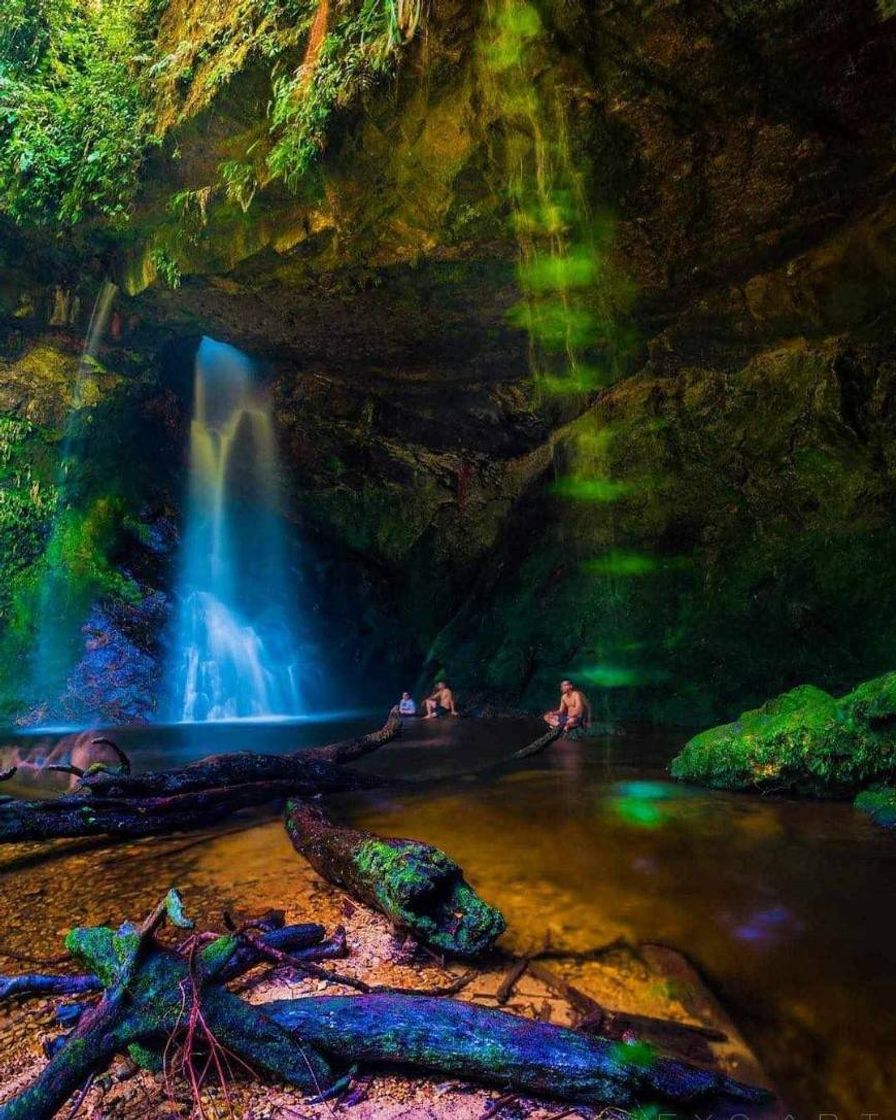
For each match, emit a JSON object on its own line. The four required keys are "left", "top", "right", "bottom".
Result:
{"left": 0, "top": 909, "right": 337, "bottom": 1120}
{"left": 74, "top": 713, "right": 401, "bottom": 798}
{"left": 0, "top": 922, "right": 342, "bottom": 1009}
{"left": 0, "top": 717, "right": 401, "bottom": 844}
{"left": 0, "top": 716, "right": 567, "bottom": 846}
{"left": 0, "top": 773, "right": 389, "bottom": 843}
{"left": 285, "top": 799, "right": 506, "bottom": 957}
{"left": 0, "top": 899, "right": 771, "bottom": 1120}
{"left": 265, "top": 993, "right": 770, "bottom": 1108}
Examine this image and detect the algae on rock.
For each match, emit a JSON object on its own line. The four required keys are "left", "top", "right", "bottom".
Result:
{"left": 670, "top": 672, "right": 896, "bottom": 796}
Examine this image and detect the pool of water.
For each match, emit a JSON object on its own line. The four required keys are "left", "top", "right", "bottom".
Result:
{"left": 1, "top": 715, "right": 893, "bottom": 1114}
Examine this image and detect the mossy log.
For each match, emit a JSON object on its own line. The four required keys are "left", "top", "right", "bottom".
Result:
{"left": 0, "top": 717, "right": 400, "bottom": 844}
{"left": 0, "top": 917, "right": 337, "bottom": 1120}
{"left": 285, "top": 800, "right": 506, "bottom": 957}
{"left": 0, "top": 900, "right": 770, "bottom": 1120}
{"left": 265, "top": 993, "right": 769, "bottom": 1109}
{"left": 0, "top": 922, "right": 343, "bottom": 1006}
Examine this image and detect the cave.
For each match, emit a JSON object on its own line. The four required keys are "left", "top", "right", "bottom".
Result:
{"left": 1, "top": 1, "right": 896, "bottom": 1117}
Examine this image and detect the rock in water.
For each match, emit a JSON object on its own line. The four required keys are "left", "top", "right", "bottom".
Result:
{"left": 670, "top": 672, "right": 896, "bottom": 796}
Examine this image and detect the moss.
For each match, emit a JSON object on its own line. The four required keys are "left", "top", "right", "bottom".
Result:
{"left": 840, "top": 672, "right": 896, "bottom": 728}
{"left": 670, "top": 674, "right": 896, "bottom": 796}
{"left": 64, "top": 925, "right": 130, "bottom": 986}
{"left": 126, "top": 1041, "right": 165, "bottom": 1071}
{"left": 854, "top": 786, "right": 896, "bottom": 828}
{"left": 352, "top": 837, "right": 506, "bottom": 956}
{"left": 197, "top": 933, "right": 242, "bottom": 979}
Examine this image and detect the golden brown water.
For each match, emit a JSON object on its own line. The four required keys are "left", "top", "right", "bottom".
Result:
{"left": 1, "top": 716, "right": 894, "bottom": 1116}
{"left": 342, "top": 720, "right": 896, "bottom": 1116}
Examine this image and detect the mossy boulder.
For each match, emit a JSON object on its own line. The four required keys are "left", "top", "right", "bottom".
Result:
{"left": 670, "top": 673, "right": 896, "bottom": 796}
{"left": 854, "top": 786, "right": 896, "bottom": 829}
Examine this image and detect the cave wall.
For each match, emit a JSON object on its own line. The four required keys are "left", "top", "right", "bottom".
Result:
{"left": 2, "top": 0, "right": 896, "bottom": 723}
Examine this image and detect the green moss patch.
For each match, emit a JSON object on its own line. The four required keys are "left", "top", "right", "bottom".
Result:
{"left": 670, "top": 673, "right": 896, "bottom": 795}
{"left": 854, "top": 786, "right": 896, "bottom": 828}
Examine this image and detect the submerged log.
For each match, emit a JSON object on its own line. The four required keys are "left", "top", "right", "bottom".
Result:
{"left": 76, "top": 714, "right": 401, "bottom": 798}
{"left": 0, "top": 772, "right": 388, "bottom": 843}
{"left": 0, "top": 717, "right": 400, "bottom": 844}
{"left": 0, "top": 900, "right": 770, "bottom": 1120}
{"left": 285, "top": 799, "right": 506, "bottom": 957}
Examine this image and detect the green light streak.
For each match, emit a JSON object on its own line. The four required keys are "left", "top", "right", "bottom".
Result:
{"left": 586, "top": 550, "right": 657, "bottom": 576}
{"left": 551, "top": 478, "right": 632, "bottom": 502}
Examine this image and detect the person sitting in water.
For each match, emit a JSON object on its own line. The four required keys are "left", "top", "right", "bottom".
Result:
{"left": 423, "top": 680, "right": 459, "bottom": 719}
{"left": 544, "top": 679, "right": 590, "bottom": 733}
{"left": 398, "top": 691, "right": 417, "bottom": 716}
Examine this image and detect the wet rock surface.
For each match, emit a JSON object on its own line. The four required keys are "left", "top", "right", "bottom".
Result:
{"left": 670, "top": 671, "right": 896, "bottom": 795}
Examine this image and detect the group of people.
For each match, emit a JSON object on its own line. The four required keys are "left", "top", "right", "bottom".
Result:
{"left": 397, "top": 680, "right": 458, "bottom": 719}
{"left": 395, "top": 677, "right": 590, "bottom": 733}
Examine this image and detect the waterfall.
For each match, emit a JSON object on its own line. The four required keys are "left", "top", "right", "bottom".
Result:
{"left": 30, "top": 281, "right": 117, "bottom": 705}
{"left": 167, "top": 338, "right": 304, "bottom": 722}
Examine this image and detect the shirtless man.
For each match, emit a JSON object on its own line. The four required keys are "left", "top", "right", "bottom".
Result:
{"left": 423, "top": 681, "right": 459, "bottom": 718}
{"left": 544, "top": 679, "right": 590, "bottom": 732}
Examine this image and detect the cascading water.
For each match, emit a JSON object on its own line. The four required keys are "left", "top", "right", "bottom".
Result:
{"left": 30, "top": 281, "right": 117, "bottom": 704}
{"left": 167, "top": 338, "right": 304, "bottom": 722}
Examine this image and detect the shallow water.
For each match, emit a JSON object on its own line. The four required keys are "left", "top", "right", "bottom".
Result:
{"left": 1, "top": 716, "right": 894, "bottom": 1115}
{"left": 345, "top": 721, "right": 896, "bottom": 1115}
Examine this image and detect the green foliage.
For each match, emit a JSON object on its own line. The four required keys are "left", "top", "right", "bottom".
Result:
{"left": 167, "top": 186, "right": 212, "bottom": 228}
{"left": 0, "top": 0, "right": 423, "bottom": 230}
{"left": 0, "top": 415, "right": 139, "bottom": 715}
{"left": 267, "top": 0, "right": 410, "bottom": 189}
{"left": 150, "top": 247, "right": 182, "bottom": 289}
{"left": 0, "top": 413, "right": 56, "bottom": 715}
{"left": 0, "top": 415, "right": 56, "bottom": 588}
{"left": 218, "top": 159, "right": 258, "bottom": 213}
{"left": 45, "top": 497, "right": 141, "bottom": 607}
{"left": 670, "top": 674, "right": 896, "bottom": 795}
{"left": 0, "top": 0, "right": 161, "bottom": 227}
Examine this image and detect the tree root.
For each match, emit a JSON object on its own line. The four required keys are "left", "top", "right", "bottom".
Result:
{"left": 0, "top": 894, "right": 771, "bottom": 1120}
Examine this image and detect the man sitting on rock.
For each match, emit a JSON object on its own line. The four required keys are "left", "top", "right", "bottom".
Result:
{"left": 423, "top": 681, "right": 459, "bottom": 718}
{"left": 544, "top": 679, "right": 590, "bottom": 733}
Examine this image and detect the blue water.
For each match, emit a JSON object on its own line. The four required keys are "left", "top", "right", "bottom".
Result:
{"left": 165, "top": 338, "right": 310, "bottom": 721}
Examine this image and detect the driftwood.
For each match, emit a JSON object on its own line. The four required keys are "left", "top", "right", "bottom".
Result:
{"left": 0, "top": 717, "right": 401, "bottom": 844}
{"left": 266, "top": 993, "right": 768, "bottom": 1108}
{"left": 0, "top": 897, "right": 770, "bottom": 1120}
{"left": 285, "top": 800, "right": 506, "bottom": 957}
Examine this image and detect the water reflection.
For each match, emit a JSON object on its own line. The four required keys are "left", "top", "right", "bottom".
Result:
{"left": 0, "top": 717, "right": 892, "bottom": 1113}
